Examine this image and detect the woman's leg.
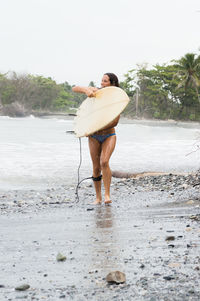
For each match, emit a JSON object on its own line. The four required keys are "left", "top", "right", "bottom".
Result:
{"left": 88, "top": 137, "right": 102, "bottom": 204}
{"left": 100, "top": 135, "right": 116, "bottom": 203}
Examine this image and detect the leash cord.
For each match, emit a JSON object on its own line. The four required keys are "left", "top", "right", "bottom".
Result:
{"left": 75, "top": 137, "right": 92, "bottom": 202}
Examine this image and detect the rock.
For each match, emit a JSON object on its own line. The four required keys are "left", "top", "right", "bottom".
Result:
{"left": 15, "top": 284, "right": 30, "bottom": 291}
{"left": 190, "top": 214, "right": 200, "bottom": 221}
{"left": 56, "top": 253, "right": 67, "bottom": 262}
{"left": 163, "top": 275, "right": 175, "bottom": 281}
{"left": 168, "top": 262, "right": 181, "bottom": 268}
{"left": 185, "top": 227, "right": 192, "bottom": 232}
{"left": 186, "top": 200, "right": 194, "bottom": 205}
{"left": 2, "top": 102, "right": 28, "bottom": 117}
{"left": 106, "top": 271, "right": 126, "bottom": 284}
{"left": 139, "top": 277, "right": 148, "bottom": 287}
{"left": 165, "top": 236, "right": 175, "bottom": 241}
{"left": 0, "top": 284, "right": 5, "bottom": 288}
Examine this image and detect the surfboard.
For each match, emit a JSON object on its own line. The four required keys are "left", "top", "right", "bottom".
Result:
{"left": 74, "top": 86, "right": 130, "bottom": 137}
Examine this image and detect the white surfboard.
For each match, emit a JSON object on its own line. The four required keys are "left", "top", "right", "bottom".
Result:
{"left": 74, "top": 86, "right": 130, "bottom": 137}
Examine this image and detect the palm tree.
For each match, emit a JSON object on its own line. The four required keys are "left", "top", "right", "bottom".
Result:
{"left": 173, "top": 53, "right": 200, "bottom": 102}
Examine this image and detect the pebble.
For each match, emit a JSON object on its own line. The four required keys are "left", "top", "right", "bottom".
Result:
{"left": 165, "top": 236, "right": 175, "bottom": 241}
{"left": 15, "top": 284, "right": 30, "bottom": 291}
{"left": 56, "top": 253, "right": 67, "bottom": 262}
{"left": 163, "top": 276, "right": 175, "bottom": 281}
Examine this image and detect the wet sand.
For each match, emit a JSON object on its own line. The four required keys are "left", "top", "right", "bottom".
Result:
{"left": 0, "top": 173, "right": 200, "bottom": 300}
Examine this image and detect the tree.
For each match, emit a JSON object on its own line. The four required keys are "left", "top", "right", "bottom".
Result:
{"left": 88, "top": 81, "right": 96, "bottom": 87}
{"left": 121, "top": 62, "right": 200, "bottom": 120}
{"left": 31, "top": 75, "right": 59, "bottom": 110}
{"left": 173, "top": 53, "right": 200, "bottom": 102}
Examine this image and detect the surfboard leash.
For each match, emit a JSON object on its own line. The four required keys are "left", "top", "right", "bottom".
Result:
{"left": 75, "top": 137, "right": 93, "bottom": 202}
{"left": 75, "top": 137, "right": 104, "bottom": 202}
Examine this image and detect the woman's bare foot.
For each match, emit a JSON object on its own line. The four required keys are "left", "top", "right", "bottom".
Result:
{"left": 92, "top": 199, "right": 102, "bottom": 205}
{"left": 104, "top": 196, "right": 112, "bottom": 204}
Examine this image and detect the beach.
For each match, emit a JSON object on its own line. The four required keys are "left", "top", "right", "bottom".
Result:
{"left": 1, "top": 116, "right": 200, "bottom": 300}
{"left": 1, "top": 172, "right": 200, "bottom": 300}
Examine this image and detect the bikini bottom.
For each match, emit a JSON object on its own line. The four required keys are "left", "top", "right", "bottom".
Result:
{"left": 90, "top": 133, "right": 116, "bottom": 144}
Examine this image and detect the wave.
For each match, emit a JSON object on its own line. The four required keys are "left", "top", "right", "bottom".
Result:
{"left": 0, "top": 115, "right": 36, "bottom": 120}
{"left": 0, "top": 115, "right": 12, "bottom": 119}
{"left": 29, "top": 114, "right": 35, "bottom": 119}
{"left": 56, "top": 119, "right": 72, "bottom": 123}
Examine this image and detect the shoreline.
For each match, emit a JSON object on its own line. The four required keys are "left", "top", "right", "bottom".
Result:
{"left": 120, "top": 116, "right": 200, "bottom": 129}
{"left": 1, "top": 171, "right": 200, "bottom": 211}
{"left": 1, "top": 112, "right": 200, "bottom": 129}
{"left": 37, "top": 114, "right": 200, "bottom": 129}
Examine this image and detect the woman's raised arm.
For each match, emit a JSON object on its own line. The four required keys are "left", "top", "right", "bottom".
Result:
{"left": 72, "top": 86, "right": 98, "bottom": 97}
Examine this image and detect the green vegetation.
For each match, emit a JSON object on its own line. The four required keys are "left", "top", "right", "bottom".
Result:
{"left": 0, "top": 51, "right": 200, "bottom": 120}
{"left": 121, "top": 52, "right": 200, "bottom": 121}
{"left": 0, "top": 73, "right": 85, "bottom": 117}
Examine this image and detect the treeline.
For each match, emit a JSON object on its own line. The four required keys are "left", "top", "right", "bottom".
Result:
{"left": 0, "top": 52, "right": 200, "bottom": 120}
{"left": 122, "top": 52, "right": 200, "bottom": 121}
{"left": 0, "top": 72, "right": 85, "bottom": 117}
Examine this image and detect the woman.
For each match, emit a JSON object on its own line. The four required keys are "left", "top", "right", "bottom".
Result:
{"left": 72, "top": 73, "right": 120, "bottom": 205}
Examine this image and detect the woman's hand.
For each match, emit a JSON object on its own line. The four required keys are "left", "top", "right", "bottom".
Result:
{"left": 72, "top": 86, "right": 98, "bottom": 97}
{"left": 86, "top": 87, "right": 98, "bottom": 97}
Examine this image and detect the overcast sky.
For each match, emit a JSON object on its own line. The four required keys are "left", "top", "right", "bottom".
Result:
{"left": 0, "top": 0, "right": 200, "bottom": 86}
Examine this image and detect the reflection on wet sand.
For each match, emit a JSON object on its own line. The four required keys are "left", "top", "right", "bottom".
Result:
{"left": 95, "top": 205, "right": 113, "bottom": 229}
{"left": 89, "top": 205, "right": 123, "bottom": 274}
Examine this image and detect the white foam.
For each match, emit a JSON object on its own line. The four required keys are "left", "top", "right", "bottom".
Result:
{"left": 57, "top": 119, "right": 71, "bottom": 123}
{"left": 0, "top": 115, "right": 12, "bottom": 119}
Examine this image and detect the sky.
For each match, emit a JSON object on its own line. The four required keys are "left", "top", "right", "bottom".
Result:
{"left": 0, "top": 0, "right": 200, "bottom": 86}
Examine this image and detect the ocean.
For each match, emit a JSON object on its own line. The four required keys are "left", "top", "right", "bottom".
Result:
{"left": 0, "top": 115, "right": 199, "bottom": 190}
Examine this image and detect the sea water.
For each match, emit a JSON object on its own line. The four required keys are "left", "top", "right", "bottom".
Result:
{"left": 0, "top": 116, "right": 200, "bottom": 190}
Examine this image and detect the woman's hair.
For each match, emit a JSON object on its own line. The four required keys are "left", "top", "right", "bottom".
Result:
{"left": 104, "top": 73, "right": 119, "bottom": 87}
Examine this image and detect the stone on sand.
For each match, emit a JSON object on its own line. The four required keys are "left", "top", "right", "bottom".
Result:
{"left": 106, "top": 271, "right": 126, "bottom": 284}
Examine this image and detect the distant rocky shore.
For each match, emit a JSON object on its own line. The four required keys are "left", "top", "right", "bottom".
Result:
{"left": 0, "top": 102, "right": 76, "bottom": 118}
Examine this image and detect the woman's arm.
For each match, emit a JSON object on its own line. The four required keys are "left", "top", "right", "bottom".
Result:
{"left": 72, "top": 86, "right": 98, "bottom": 97}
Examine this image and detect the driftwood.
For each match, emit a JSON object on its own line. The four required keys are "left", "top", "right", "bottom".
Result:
{"left": 112, "top": 171, "right": 137, "bottom": 178}
{"left": 111, "top": 170, "right": 172, "bottom": 179}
